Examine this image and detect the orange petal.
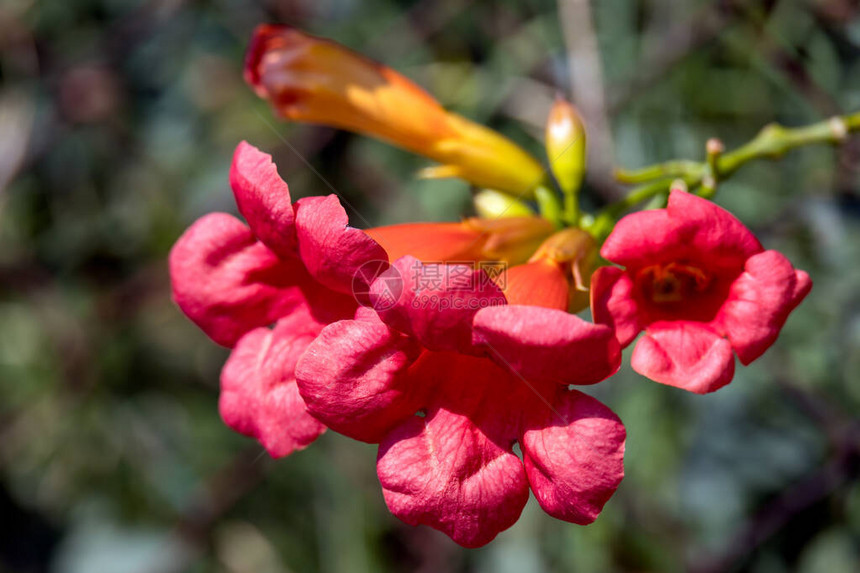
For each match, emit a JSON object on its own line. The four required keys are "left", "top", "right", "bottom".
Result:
{"left": 468, "top": 217, "right": 555, "bottom": 265}
{"left": 366, "top": 222, "right": 486, "bottom": 263}
{"left": 527, "top": 228, "right": 599, "bottom": 313}
{"left": 501, "top": 260, "right": 570, "bottom": 311}
{"left": 365, "top": 217, "right": 554, "bottom": 265}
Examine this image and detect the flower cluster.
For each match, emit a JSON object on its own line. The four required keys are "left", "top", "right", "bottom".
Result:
{"left": 169, "top": 24, "right": 811, "bottom": 547}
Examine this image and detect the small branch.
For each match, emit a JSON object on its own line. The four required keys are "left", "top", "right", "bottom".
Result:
{"left": 588, "top": 174, "right": 699, "bottom": 240}
{"left": 698, "top": 138, "right": 725, "bottom": 199}
{"left": 590, "top": 111, "right": 860, "bottom": 240}
{"left": 614, "top": 161, "right": 703, "bottom": 185}
{"left": 718, "top": 114, "right": 856, "bottom": 176}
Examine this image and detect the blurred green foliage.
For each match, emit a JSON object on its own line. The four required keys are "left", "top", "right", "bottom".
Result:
{"left": 1, "top": 0, "right": 859, "bottom": 571}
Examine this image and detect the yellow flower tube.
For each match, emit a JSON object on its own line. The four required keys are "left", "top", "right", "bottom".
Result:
{"left": 245, "top": 25, "right": 546, "bottom": 196}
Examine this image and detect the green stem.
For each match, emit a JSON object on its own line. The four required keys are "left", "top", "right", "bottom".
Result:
{"left": 592, "top": 111, "right": 860, "bottom": 240}
{"left": 699, "top": 138, "right": 725, "bottom": 199}
{"left": 614, "top": 161, "right": 703, "bottom": 184}
{"left": 534, "top": 186, "right": 564, "bottom": 229}
{"left": 562, "top": 189, "right": 580, "bottom": 227}
{"left": 718, "top": 114, "right": 857, "bottom": 175}
{"left": 588, "top": 175, "right": 698, "bottom": 241}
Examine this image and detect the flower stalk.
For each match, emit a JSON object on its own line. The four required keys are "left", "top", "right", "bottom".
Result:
{"left": 699, "top": 138, "right": 725, "bottom": 199}
{"left": 534, "top": 185, "right": 565, "bottom": 229}
{"left": 591, "top": 111, "right": 860, "bottom": 241}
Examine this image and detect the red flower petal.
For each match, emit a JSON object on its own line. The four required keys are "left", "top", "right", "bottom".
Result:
{"left": 792, "top": 270, "right": 813, "bottom": 304}
{"left": 471, "top": 305, "right": 620, "bottom": 385}
{"left": 714, "top": 250, "right": 812, "bottom": 365}
{"left": 521, "top": 389, "right": 625, "bottom": 524}
{"left": 601, "top": 191, "right": 761, "bottom": 271}
{"left": 169, "top": 213, "right": 319, "bottom": 347}
{"left": 371, "top": 256, "right": 506, "bottom": 354}
{"left": 229, "top": 141, "right": 297, "bottom": 258}
{"left": 590, "top": 266, "right": 642, "bottom": 348}
{"left": 295, "top": 317, "right": 424, "bottom": 443}
{"left": 405, "top": 351, "right": 540, "bottom": 438}
{"left": 219, "top": 317, "right": 326, "bottom": 458}
{"left": 631, "top": 322, "right": 735, "bottom": 394}
{"left": 377, "top": 407, "right": 529, "bottom": 548}
{"left": 295, "top": 195, "right": 388, "bottom": 293}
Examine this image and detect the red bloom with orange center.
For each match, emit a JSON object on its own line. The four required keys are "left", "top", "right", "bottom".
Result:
{"left": 590, "top": 191, "right": 811, "bottom": 394}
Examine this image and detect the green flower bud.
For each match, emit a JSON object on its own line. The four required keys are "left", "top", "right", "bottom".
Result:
{"left": 545, "top": 96, "right": 587, "bottom": 196}
{"left": 473, "top": 189, "right": 535, "bottom": 219}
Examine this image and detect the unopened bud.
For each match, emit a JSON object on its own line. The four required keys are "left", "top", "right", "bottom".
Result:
{"left": 473, "top": 189, "right": 535, "bottom": 219}
{"left": 545, "top": 96, "right": 587, "bottom": 196}
{"left": 706, "top": 138, "right": 725, "bottom": 155}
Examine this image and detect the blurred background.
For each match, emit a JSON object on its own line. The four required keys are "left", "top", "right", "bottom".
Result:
{"left": 2, "top": 0, "right": 860, "bottom": 571}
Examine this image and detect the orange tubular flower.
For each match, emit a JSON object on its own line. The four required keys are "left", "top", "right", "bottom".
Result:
{"left": 365, "top": 217, "right": 555, "bottom": 265}
{"left": 503, "top": 259, "right": 570, "bottom": 310}
{"left": 502, "top": 228, "right": 597, "bottom": 311}
{"left": 245, "top": 25, "right": 546, "bottom": 196}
